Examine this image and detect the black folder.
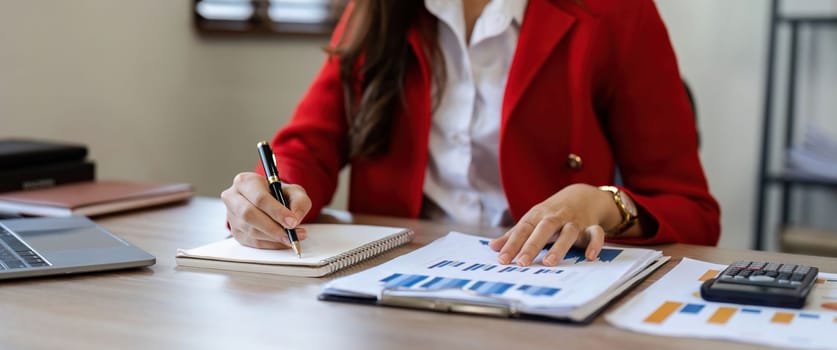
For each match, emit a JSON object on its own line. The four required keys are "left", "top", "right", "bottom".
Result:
{"left": 0, "top": 139, "right": 93, "bottom": 192}
{"left": 0, "top": 139, "right": 88, "bottom": 169}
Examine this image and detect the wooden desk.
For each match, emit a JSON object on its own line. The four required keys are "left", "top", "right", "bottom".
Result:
{"left": 2, "top": 197, "right": 835, "bottom": 349}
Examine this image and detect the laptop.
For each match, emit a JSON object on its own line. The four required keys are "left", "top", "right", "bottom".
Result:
{"left": 0, "top": 216, "right": 155, "bottom": 280}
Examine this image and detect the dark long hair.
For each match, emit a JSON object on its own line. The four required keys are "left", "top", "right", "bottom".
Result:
{"left": 331, "top": 0, "right": 441, "bottom": 158}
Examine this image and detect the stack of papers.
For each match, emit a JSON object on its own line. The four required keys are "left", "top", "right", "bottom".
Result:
{"left": 786, "top": 122, "right": 837, "bottom": 180}
{"left": 607, "top": 258, "right": 837, "bottom": 349}
{"left": 321, "top": 232, "right": 666, "bottom": 322}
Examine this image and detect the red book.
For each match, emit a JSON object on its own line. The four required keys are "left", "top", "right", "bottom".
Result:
{"left": 0, "top": 180, "right": 194, "bottom": 217}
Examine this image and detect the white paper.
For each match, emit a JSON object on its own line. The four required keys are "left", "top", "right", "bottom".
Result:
{"left": 176, "top": 224, "right": 409, "bottom": 266}
{"left": 786, "top": 122, "right": 837, "bottom": 180}
{"left": 323, "top": 232, "right": 662, "bottom": 317}
{"left": 606, "top": 258, "right": 837, "bottom": 349}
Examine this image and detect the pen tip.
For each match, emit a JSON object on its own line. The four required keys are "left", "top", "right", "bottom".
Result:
{"left": 292, "top": 241, "right": 302, "bottom": 259}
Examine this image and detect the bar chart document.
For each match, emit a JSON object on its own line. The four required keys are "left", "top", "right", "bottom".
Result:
{"left": 606, "top": 258, "right": 837, "bottom": 349}
{"left": 320, "top": 232, "right": 667, "bottom": 323}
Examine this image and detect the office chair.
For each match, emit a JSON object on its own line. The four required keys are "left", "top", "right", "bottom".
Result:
{"left": 683, "top": 79, "right": 699, "bottom": 148}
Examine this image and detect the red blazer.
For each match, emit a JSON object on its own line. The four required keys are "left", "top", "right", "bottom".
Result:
{"left": 265, "top": 0, "right": 721, "bottom": 246}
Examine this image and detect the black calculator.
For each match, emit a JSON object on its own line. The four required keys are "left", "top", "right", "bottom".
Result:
{"left": 700, "top": 260, "right": 819, "bottom": 309}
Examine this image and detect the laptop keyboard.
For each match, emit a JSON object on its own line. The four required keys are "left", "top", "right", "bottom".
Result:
{"left": 0, "top": 226, "right": 49, "bottom": 270}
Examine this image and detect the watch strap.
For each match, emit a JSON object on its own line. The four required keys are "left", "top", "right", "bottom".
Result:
{"left": 598, "top": 186, "right": 638, "bottom": 237}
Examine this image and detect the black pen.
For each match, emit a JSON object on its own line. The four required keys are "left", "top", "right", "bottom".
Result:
{"left": 257, "top": 141, "right": 302, "bottom": 258}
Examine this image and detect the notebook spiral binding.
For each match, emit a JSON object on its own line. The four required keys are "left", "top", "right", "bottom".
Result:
{"left": 324, "top": 229, "right": 415, "bottom": 273}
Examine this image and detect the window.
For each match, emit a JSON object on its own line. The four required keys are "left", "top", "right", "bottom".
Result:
{"left": 194, "top": 0, "right": 347, "bottom": 35}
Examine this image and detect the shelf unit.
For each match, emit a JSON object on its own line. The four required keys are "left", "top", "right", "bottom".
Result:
{"left": 754, "top": 0, "right": 837, "bottom": 251}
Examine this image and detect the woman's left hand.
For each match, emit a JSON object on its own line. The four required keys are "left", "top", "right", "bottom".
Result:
{"left": 488, "top": 183, "right": 621, "bottom": 267}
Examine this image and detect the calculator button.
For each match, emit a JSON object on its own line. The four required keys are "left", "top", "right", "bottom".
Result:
{"left": 731, "top": 261, "right": 751, "bottom": 268}
{"left": 778, "top": 264, "right": 797, "bottom": 273}
{"left": 748, "top": 262, "right": 766, "bottom": 270}
{"left": 790, "top": 273, "right": 805, "bottom": 281}
{"left": 796, "top": 266, "right": 811, "bottom": 274}
{"left": 724, "top": 268, "right": 741, "bottom": 276}
{"left": 764, "top": 263, "right": 781, "bottom": 272}
{"left": 749, "top": 275, "right": 775, "bottom": 282}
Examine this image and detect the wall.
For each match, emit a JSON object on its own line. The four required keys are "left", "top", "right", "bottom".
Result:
{"left": 786, "top": 2, "right": 837, "bottom": 233}
{"left": 0, "top": 0, "right": 346, "bottom": 206}
{"left": 655, "top": 1, "right": 770, "bottom": 249}
{"left": 658, "top": 0, "right": 837, "bottom": 250}
{"left": 4, "top": 0, "right": 832, "bottom": 249}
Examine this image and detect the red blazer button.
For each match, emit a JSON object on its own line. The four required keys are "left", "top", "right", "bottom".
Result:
{"left": 566, "top": 153, "right": 583, "bottom": 170}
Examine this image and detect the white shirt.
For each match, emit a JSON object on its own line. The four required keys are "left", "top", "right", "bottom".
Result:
{"left": 422, "top": 0, "right": 527, "bottom": 227}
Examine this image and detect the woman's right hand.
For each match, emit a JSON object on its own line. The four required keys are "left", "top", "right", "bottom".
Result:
{"left": 221, "top": 172, "right": 312, "bottom": 249}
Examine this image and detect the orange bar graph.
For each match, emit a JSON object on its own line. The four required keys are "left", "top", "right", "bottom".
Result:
{"left": 707, "top": 307, "right": 737, "bottom": 324}
{"left": 644, "top": 301, "right": 683, "bottom": 324}
{"left": 771, "top": 312, "right": 794, "bottom": 324}
{"left": 816, "top": 278, "right": 825, "bottom": 284}
{"left": 698, "top": 269, "right": 720, "bottom": 282}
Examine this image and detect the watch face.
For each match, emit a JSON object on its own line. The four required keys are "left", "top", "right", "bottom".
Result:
{"left": 618, "top": 190, "right": 638, "bottom": 217}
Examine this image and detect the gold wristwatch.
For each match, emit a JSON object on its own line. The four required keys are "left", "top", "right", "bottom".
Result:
{"left": 598, "top": 186, "right": 638, "bottom": 237}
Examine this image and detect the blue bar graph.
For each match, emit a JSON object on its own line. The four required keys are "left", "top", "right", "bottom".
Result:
{"left": 380, "top": 274, "right": 429, "bottom": 288}
{"left": 381, "top": 273, "right": 565, "bottom": 299}
{"left": 470, "top": 281, "right": 514, "bottom": 295}
{"left": 420, "top": 277, "right": 471, "bottom": 290}
{"left": 427, "top": 260, "right": 467, "bottom": 269}
{"left": 741, "top": 308, "right": 762, "bottom": 314}
{"left": 381, "top": 273, "right": 403, "bottom": 283}
{"left": 597, "top": 249, "right": 622, "bottom": 262}
{"left": 517, "top": 285, "right": 560, "bottom": 297}
{"left": 427, "top": 259, "right": 566, "bottom": 276}
{"left": 799, "top": 313, "right": 820, "bottom": 319}
{"left": 680, "top": 304, "right": 705, "bottom": 314}
{"left": 464, "top": 263, "right": 485, "bottom": 271}
{"left": 534, "top": 268, "right": 564, "bottom": 275}
{"left": 561, "top": 247, "right": 623, "bottom": 264}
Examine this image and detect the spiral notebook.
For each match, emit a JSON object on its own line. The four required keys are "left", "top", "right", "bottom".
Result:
{"left": 175, "top": 224, "right": 414, "bottom": 277}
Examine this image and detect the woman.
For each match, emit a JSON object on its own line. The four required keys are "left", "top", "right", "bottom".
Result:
{"left": 221, "top": 0, "right": 720, "bottom": 267}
